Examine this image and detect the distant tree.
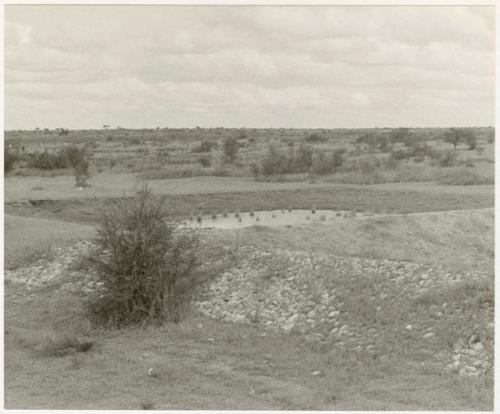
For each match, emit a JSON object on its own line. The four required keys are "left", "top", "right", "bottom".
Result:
{"left": 103, "top": 125, "right": 110, "bottom": 130}
{"left": 331, "top": 148, "right": 347, "bottom": 173}
{"left": 462, "top": 130, "right": 477, "bottom": 150}
{"left": 443, "top": 128, "right": 471, "bottom": 150}
{"left": 222, "top": 136, "right": 238, "bottom": 163}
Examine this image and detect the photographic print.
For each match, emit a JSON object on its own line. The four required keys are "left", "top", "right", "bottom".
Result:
{"left": 3, "top": 2, "right": 495, "bottom": 410}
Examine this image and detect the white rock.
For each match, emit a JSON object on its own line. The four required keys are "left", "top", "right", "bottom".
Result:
{"left": 307, "top": 310, "right": 317, "bottom": 319}
{"left": 282, "top": 314, "right": 299, "bottom": 332}
{"left": 311, "top": 370, "right": 323, "bottom": 377}
{"left": 405, "top": 324, "right": 413, "bottom": 331}
{"left": 423, "top": 332, "right": 435, "bottom": 339}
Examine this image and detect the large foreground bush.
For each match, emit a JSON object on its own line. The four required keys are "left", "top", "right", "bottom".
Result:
{"left": 86, "top": 186, "right": 200, "bottom": 327}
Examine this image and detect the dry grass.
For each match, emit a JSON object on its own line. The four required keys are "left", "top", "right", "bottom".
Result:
{"left": 326, "top": 164, "right": 494, "bottom": 186}
{"left": 4, "top": 281, "right": 492, "bottom": 410}
{"left": 219, "top": 208, "right": 494, "bottom": 273}
{"left": 5, "top": 181, "right": 493, "bottom": 227}
{"left": 4, "top": 214, "right": 95, "bottom": 269}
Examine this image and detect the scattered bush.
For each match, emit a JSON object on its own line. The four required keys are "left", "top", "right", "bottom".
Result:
{"left": 85, "top": 186, "right": 200, "bottom": 327}
{"left": 27, "top": 150, "right": 68, "bottom": 170}
{"left": 292, "top": 144, "right": 313, "bottom": 171}
{"left": 356, "top": 132, "right": 390, "bottom": 152}
{"left": 437, "top": 150, "right": 457, "bottom": 167}
{"left": 191, "top": 141, "right": 217, "bottom": 153}
{"left": 223, "top": 136, "right": 239, "bottom": 163}
{"left": 310, "top": 148, "right": 346, "bottom": 175}
{"left": 4, "top": 148, "right": 18, "bottom": 173}
{"left": 74, "top": 157, "right": 90, "bottom": 187}
{"left": 389, "top": 148, "right": 411, "bottom": 162}
{"left": 389, "top": 128, "right": 410, "bottom": 145}
{"left": 259, "top": 146, "right": 290, "bottom": 175}
{"left": 64, "top": 146, "right": 91, "bottom": 186}
{"left": 304, "top": 132, "right": 328, "bottom": 144}
{"left": 198, "top": 155, "right": 211, "bottom": 167}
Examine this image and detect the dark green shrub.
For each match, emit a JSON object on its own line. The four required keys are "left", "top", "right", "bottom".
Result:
{"left": 222, "top": 136, "right": 239, "bottom": 163}
{"left": 310, "top": 148, "right": 346, "bottom": 175}
{"left": 438, "top": 150, "right": 457, "bottom": 167}
{"left": 60, "top": 145, "right": 90, "bottom": 187}
{"left": 304, "top": 132, "right": 328, "bottom": 144}
{"left": 389, "top": 148, "right": 411, "bottom": 161}
{"left": 294, "top": 144, "right": 314, "bottom": 171}
{"left": 191, "top": 141, "right": 217, "bottom": 153}
{"left": 4, "top": 148, "right": 18, "bottom": 173}
{"left": 198, "top": 155, "right": 211, "bottom": 167}
{"left": 27, "top": 150, "right": 68, "bottom": 170}
{"left": 74, "top": 158, "right": 90, "bottom": 187}
{"left": 85, "top": 186, "right": 200, "bottom": 327}
{"left": 260, "top": 146, "right": 289, "bottom": 175}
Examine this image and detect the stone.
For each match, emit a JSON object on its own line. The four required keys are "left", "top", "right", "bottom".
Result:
{"left": 312, "top": 370, "right": 323, "bottom": 377}
{"left": 405, "top": 324, "right": 413, "bottom": 331}
{"left": 147, "top": 367, "right": 159, "bottom": 377}
{"left": 282, "top": 314, "right": 299, "bottom": 332}
{"left": 307, "top": 310, "right": 317, "bottom": 319}
{"left": 423, "top": 332, "right": 435, "bottom": 339}
{"left": 328, "top": 310, "right": 340, "bottom": 318}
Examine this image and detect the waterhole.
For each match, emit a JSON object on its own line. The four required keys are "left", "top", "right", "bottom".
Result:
{"left": 181, "top": 209, "right": 374, "bottom": 230}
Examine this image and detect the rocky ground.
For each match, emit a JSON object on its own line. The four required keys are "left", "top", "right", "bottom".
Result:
{"left": 5, "top": 241, "right": 493, "bottom": 380}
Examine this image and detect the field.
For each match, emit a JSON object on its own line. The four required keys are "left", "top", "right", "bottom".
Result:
{"left": 4, "top": 126, "right": 495, "bottom": 410}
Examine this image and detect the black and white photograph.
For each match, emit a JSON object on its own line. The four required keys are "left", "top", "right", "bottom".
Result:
{"left": 3, "top": 1, "right": 496, "bottom": 410}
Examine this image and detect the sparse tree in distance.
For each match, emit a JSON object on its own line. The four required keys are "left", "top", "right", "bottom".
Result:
{"left": 443, "top": 128, "right": 462, "bottom": 150}
{"left": 443, "top": 128, "right": 472, "bottom": 150}
{"left": 463, "top": 130, "right": 477, "bottom": 150}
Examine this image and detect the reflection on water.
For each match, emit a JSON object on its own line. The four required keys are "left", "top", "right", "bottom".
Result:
{"left": 181, "top": 209, "right": 372, "bottom": 230}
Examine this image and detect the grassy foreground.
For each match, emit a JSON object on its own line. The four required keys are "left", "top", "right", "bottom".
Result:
{"left": 4, "top": 283, "right": 490, "bottom": 410}
{"left": 3, "top": 209, "right": 493, "bottom": 410}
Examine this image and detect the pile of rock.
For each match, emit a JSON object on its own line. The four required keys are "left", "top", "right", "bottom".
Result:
{"left": 195, "top": 246, "right": 493, "bottom": 374}
{"left": 5, "top": 241, "right": 493, "bottom": 377}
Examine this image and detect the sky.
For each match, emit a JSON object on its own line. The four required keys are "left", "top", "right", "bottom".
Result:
{"left": 4, "top": 5, "right": 496, "bottom": 130}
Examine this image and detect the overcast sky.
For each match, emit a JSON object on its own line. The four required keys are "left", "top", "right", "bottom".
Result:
{"left": 5, "top": 5, "right": 495, "bottom": 130}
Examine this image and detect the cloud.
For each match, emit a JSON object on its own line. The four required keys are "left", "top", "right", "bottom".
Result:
{"left": 4, "top": 5, "right": 495, "bottom": 129}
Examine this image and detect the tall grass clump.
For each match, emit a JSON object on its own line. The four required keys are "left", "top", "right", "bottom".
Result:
{"left": 85, "top": 186, "right": 200, "bottom": 327}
